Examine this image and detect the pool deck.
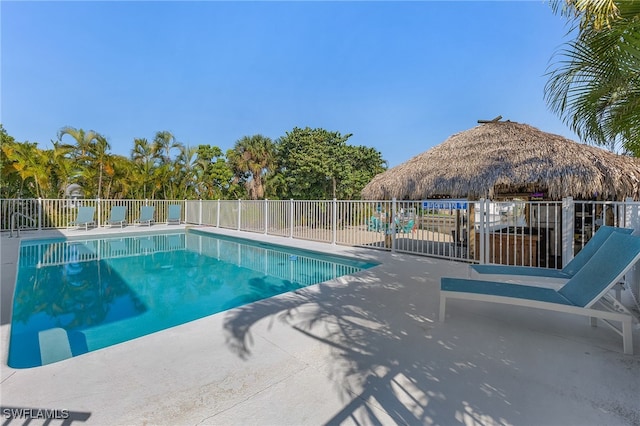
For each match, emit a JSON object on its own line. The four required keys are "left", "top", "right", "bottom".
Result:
{"left": 1, "top": 225, "right": 639, "bottom": 425}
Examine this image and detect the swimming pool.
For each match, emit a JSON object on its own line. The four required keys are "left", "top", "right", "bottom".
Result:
{"left": 8, "top": 230, "right": 378, "bottom": 368}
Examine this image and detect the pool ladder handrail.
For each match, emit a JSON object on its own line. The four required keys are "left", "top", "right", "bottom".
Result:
{"left": 9, "top": 211, "right": 37, "bottom": 238}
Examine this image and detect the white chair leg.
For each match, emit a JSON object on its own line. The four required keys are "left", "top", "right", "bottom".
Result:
{"left": 439, "top": 294, "right": 447, "bottom": 322}
{"left": 622, "top": 317, "right": 633, "bottom": 355}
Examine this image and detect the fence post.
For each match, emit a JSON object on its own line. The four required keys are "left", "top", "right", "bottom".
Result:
{"left": 38, "top": 197, "right": 42, "bottom": 230}
{"left": 624, "top": 197, "right": 639, "bottom": 230}
{"left": 264, "top": 199, "right": 269, "bottom": 235}
{"left": 289, "top": 199, "right": 294, "bottom": 238}
{"left": 198, "top": 199, "right": 202, "bottom": 225}
{"left": 624, "top": 197, "right": 640, "bottom": 298}
{"left": 478, "top": 199, "right": 486, "bottom": 264}
{"left": 391, "top": 198, "right": 397, "bottom": 252}
{"left": 183, "top": 199, "right": 188, "bottom": 224}
{"left": 97, "top": 198, "right": 101, "bottom": 228}
{"left": 237, "top": 199, "right": 242, "bottom": 231}
{"left": 561, "top": 197, "right": 574, "bottom": 268}
{"left": 216, "top": 199, "right": 221, "bottom": 228}
{"left": 332, "top": 198, "right": 337, "bottom": 245}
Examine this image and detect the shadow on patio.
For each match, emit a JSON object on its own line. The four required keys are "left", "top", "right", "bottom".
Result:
{"left": 221, "top": 256, "right": 639, "bottom": 425}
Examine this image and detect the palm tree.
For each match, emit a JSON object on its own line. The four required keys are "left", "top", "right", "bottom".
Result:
{"left": 151, "top": 131, "right": 183, "bottom": 199}
{"left": 228, "top": 135, "right": 276, "bottom": 200}
{"left": 131, "top": 138, "right": 154, "bottom": 199}
{"left": 44, "top": 141, "right": 74, "bottom": 198}
{"left": 2, "top": 141, "right": 50, "bottom": 198}
{"left": 175, "top": 145, "right": 198, "bottom": 199}
{"left": 152, "top": 131, "right": 179, "bottom": 164}
{"left": 551, "top": 0, "right": 625, "bottom": 31}
{"left": 57, "top": 126, "right": 111, "bottom": 196}
{"left": 545, "top": 1, "right": 640, "bottom": 154}
{"left": 0, "top": 126, "right": 22, "bottom": 198}
{"left": 93, "top": 134, "right": 111, "bottom": 198}
{"left": 105, "top": 155, "right": 134, "bottom": 199}
{"left": 58, "top": 126, "right": 98, "bottom": 158}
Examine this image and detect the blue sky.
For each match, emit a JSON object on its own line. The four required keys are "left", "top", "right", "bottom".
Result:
{"left": 2, "top": 1, "right": 576, "bottom": 168}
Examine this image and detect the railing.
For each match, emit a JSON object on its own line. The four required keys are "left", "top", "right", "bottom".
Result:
{"left": 3, "top": 197, "right": 640, "bottom": 268}
{"left": 9, "top": 211, "right": 37, "bottom": 238}
{"left": 0, "top": 199, "right": 186, "bottom": 230}
{"left": 3, "top": 196, "right": 640, "bottom": 302}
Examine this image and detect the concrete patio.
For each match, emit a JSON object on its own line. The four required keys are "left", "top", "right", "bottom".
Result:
{"left": 1, "top": 226, "right": 639, "bottom": 425}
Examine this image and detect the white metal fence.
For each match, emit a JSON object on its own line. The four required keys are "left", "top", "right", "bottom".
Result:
{"left": 3, "top": 197, "right": 640, "bottom": 268}
{"left": 1, "top": 199, "right": 186, "bottom": 232}
{"left": 4, "top": 196, "right": 640, "bottom": 303}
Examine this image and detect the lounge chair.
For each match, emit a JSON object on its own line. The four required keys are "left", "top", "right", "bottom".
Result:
{"left": 105, "top": 206, "right": 127, "bottom": 228}
{"left": 167, "top": 204, "right": 181, "bottom": 224}
{"left": 398, "top": 218, "right": 415, "bottom": 234}
{"left": 391, "top": 217, "right": 415, "bottom": 234}
{"left": 69, "top": 206, "right": 95, "bottom": 230}
{"left": 440, "top": 232, "right": 640, "bottom": 354}
{"left": 367, "top": 216, "right": 381, "bottom": 232}
{"left": 135, "top": 206, "right": 155, "bottom": 226}
{"left": 470, "top": 225, "right": 634, "bottom": 279}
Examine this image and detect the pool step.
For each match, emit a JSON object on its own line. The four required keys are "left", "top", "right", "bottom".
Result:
{"left": 38, "top": 328, "right": 72, "bottom": 365}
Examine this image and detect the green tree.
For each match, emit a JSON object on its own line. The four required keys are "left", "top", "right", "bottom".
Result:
{"left": 152, "top": 130, "right": 179, "bottom": 164}
{"left": 1, "top": 128, "right": 75, "bottom": 199}
{"left": 227, "top": 135, "right": 276, "bottom": 200}
{"left": 0, "top": 125, "right": 23, "bottom": 198}
{"left": 57, "top": 126, "right": 111, "bottom": 197}
{"left": 276, "top": 127, "right": 386, "bottom": 200}
{"left": 131, "top": 138, "right": 154, "bottom": 199}
{"left": 175, "top": 144, "right": 198, "bottom": 199}
{"left": 103, "top": 154, "right": 133, "bottom": 199}
{"left": 151, "top": 131, "right": 183, "bottom": 199}
{"left": 195, "top": 145, "right": 236, "bottom": 199}
{"left": 2, "top": 140, "right": 52, "bottom": 198}
{"left": 93, "top": 134, "right": 112, "bottom": 198}
{"left": 44, "top": 141, "right": 74, "bottom": 198}
{"left": 338, "top": 145, "right": 387, "bottom": 199}
{"left": 545, "top": 0, "right": 640, "bottom": 154}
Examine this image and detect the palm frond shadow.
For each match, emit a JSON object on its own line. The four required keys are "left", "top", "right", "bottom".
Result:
{"left": 222, "top": 267, "right": 532, "bottom": 425}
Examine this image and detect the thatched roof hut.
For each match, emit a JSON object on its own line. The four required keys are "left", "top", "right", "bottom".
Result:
{"left": 362, "top": 121, "right": 640, "bottom": 201}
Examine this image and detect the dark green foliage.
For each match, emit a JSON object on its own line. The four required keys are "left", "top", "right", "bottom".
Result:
{"left": 546, "top": 1, "right": 640, "bottom": 155}
{"left": 0, "top": 125, "right": 387, "bottom": 200}
{"left": 275, "top": 127, "right": 386, "bottom": 200}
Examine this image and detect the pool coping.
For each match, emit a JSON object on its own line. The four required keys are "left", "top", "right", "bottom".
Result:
{"left": 2, "top": 226, "right": 640, "bottom": 425}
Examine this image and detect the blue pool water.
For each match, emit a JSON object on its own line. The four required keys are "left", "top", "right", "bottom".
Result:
{"left": 9, "top": 230, "right": 377, "bottom": 368}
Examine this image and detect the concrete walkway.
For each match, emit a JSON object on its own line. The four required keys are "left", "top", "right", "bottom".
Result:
{"left": 1, "top": 226, "right": 639, "bottom": 425}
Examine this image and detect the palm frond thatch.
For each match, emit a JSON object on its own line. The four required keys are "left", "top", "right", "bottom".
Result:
{"left": 362, "top": 121, "right": 640, "bottom": 200}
